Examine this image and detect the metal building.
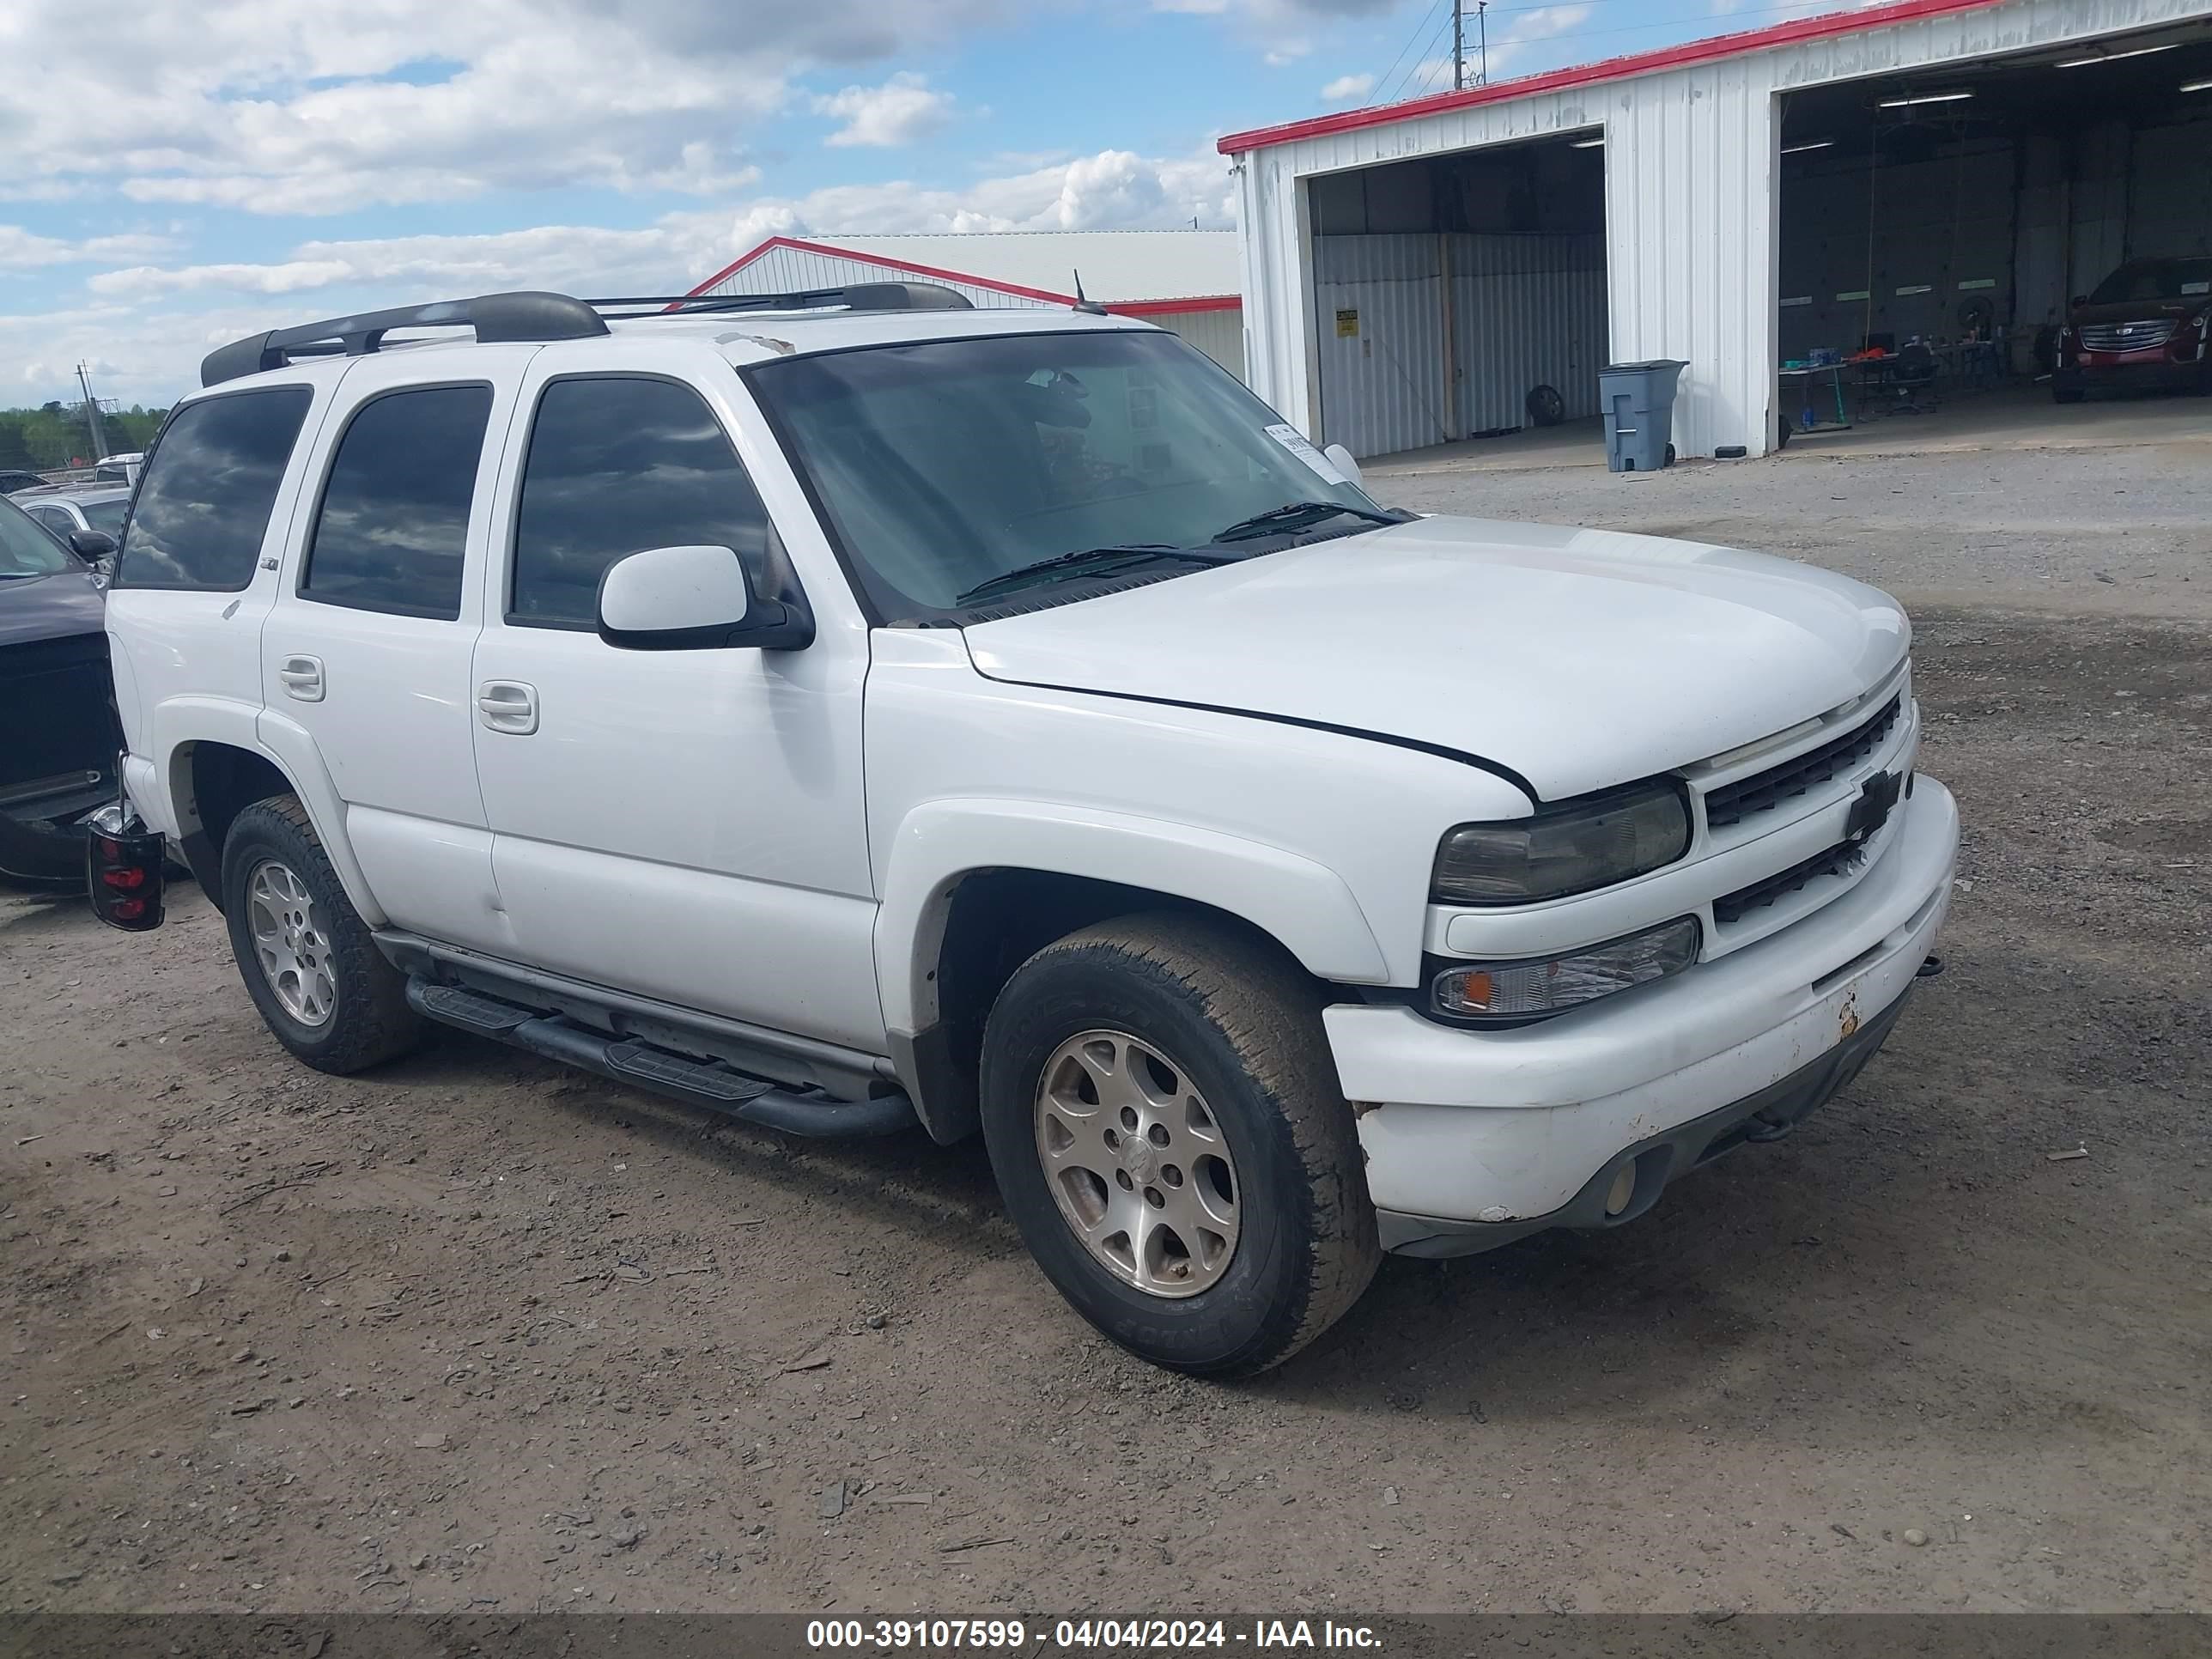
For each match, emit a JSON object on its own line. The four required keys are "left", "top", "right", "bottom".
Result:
{"left": 1222, "top": 0, "right": 2212, "bottom": 459}
{"left": 686, "top": 231, "right": 1249, "bottom": 380}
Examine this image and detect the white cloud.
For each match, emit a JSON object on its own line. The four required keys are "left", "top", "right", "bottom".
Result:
{"left": 0, "top": 225, "right": 182, "bottom": 271}
{"left": 0, "top": 0, "right": 1020, "bottom": 215}
{"left": 1264, "top": 42, "right": 1312, "bottom": 66}
{"left": 38, "top": 144, "right": 1238, "bottom": 401}
{"left": 0, "top": 228, "right": 73, "bottom": 270}
{"left": 1320, "top": 72, "right": 1374, "bottom": 100}
{"left": 814, "top": 72, "right": 957, "bottom": 148}
{"left": 1156, "top": 0, "right": 1394, "bottom": 15}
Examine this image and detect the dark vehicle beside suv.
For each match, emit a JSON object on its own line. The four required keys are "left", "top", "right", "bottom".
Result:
{"left": 2053, "top": 256, "right": 2212, "bottom": 403}
{"left": 0, "top": 493, "right": 122, "bottom": 884}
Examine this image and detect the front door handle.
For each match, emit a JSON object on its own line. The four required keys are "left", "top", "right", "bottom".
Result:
{"left": 277, "top": 655, "right": 324, "bottom": 702}
{"left": 477, "top": 680, "right": 538, "bottom": 735}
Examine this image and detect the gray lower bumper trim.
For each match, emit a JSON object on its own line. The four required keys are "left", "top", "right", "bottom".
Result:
{"left": 1375, "top": 983, "right": 1916, "bottom": 1258}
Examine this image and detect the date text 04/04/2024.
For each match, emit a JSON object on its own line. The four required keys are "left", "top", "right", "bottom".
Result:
{"left": 803, "top": 1620, "right": 1382, "bottom": 1650}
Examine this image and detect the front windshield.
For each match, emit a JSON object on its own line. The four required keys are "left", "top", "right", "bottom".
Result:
{"left": 750, "top": 329, "right": 1386, "bottom": 616}
{"left": 2088, "top": 258, "right": 2212, "bottom": 305}
{"left": 0, "top": 501, "right": 75, "bottom": 578}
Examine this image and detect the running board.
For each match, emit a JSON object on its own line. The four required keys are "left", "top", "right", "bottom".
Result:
{"left": 406, "top": 980, "right": 917, "bottom": 1139}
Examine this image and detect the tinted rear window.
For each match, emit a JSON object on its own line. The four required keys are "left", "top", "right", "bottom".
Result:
{"left": 113, "top": 388, "right": 313, "bottom": 591}
{"left": 301, "top": 386, "right": 490, "bottom": 619}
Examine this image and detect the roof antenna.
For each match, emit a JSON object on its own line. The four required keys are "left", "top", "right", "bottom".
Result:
{"left": 1070, "top": 270, "right": 1107, "bottom": 316}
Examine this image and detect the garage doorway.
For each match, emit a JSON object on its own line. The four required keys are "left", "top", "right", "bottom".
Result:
{"left": 1775, "top": 21, "right": 2212, "bottom": 451}
{"left": 1307, "top": 133, "right": 1608, "bottom": 461}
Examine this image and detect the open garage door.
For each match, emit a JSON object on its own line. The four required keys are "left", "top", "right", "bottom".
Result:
{"left": 1776, "top": 19, "right": 2212, "bottom": 448}
{"left": 1308, "top": 136, "right": 1609, "bottom": 461}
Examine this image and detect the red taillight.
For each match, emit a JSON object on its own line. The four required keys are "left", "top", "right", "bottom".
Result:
{"left": 86, "top": 802, "right": 167, "bottom": 933}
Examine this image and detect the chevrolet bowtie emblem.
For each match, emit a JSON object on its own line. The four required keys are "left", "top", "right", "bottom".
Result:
{"left": 1845, "top": 770, "right": 1903, "bottom": 847}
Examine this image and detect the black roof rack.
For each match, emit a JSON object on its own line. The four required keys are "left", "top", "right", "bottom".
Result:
{"left": 593, "top": 283, "right": 975, "bottom": 318}
{"left": 201, "top": 291, "right": 608, "bottom": 386}
{"left": 201, "top": 282, "right": 975, "bottom": 386}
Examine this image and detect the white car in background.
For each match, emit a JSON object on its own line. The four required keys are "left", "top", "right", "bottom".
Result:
{"left": 88, "top": 283, "right": 1957, "bottom": 1376}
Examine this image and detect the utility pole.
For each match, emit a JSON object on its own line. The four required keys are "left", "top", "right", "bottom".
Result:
{"left": 75, "top": 362, "right": 110, "bottom": 461}
{"left": 1476, "top": 0, "right": 1489, "bottom": 87}
{"left": 1453, "top": 3, "right": 1465, "bottom": 91}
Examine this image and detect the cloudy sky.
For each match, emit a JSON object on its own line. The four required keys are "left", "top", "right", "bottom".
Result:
{"left": 3, "top": 0, "right": 1812, "bottom": 407}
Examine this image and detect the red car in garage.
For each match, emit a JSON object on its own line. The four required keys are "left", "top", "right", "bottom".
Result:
{"left": 2053, "top": 257, "right": 2212, "bottom": 402}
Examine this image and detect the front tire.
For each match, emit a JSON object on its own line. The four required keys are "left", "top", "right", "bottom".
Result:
{"left": 979, "top": 914, "right": 1379, "bottom": 1377}
{"left": 221, "top": 795, "right": 422, "bottom": 1074}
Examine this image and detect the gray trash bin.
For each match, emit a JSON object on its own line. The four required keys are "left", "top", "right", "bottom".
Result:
{"left": 1599, "top": 359, "right": 1686, "bottom": 473}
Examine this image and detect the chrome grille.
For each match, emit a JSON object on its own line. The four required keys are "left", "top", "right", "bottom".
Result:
{"left": 2078, "top": 320, "right": 2176, "bottom": 353}
{"left": 1704, "top": 696, "right": 1901, "bottom": 832}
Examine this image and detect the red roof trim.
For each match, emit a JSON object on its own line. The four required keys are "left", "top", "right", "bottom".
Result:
{"left": 1216, "top": 0, "right": 2008, "bottom": 155}
{"left": 683, "top": 234, "right": 1239, "bottom": 313}
{"left": 1108, "top": 295, "right": 1242, "bottom": 315}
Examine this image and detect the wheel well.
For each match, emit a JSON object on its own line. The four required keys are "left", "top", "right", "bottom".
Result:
{"left": 913, "top": 869, "right": 1310, "bottom": 1142}
{"left": 177, "top": 743, "right": 294, "bottom": 908}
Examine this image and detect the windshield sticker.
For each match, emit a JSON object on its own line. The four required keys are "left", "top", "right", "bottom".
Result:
{"left": 1264, "top": 423, "right": 1347, "bottom": 485}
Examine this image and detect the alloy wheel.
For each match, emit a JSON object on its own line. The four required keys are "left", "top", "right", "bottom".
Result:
{"left": 246, "top": 859, "right": 336, "bottom": 1028}
{"left": 1033, "top": 1029, "right": 1241, "bottom": 1298}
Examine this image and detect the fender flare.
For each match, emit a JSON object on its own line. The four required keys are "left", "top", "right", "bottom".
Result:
{"left": 873, "top": 798, "right": 1391, "bottom": 1038}
{"left": 155, "top": 699, "right": 386, "bottom": 927}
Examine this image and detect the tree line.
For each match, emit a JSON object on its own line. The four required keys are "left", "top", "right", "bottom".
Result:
{"left": 0, "top": 404, "right": 170, "bottom": 471}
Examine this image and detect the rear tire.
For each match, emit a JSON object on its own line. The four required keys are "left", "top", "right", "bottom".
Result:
{"left": 220, "top": 795, "right": 422, "bottom": 1075}
{"left": 979, "top": 913, "right": 1379, "bottom": 1377}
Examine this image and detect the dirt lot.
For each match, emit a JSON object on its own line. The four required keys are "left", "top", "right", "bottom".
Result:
{"left": 4, "top": 441, "right": 2209, "bottom": 1619}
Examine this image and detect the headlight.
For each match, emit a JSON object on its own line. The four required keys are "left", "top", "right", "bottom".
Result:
{"left": 1431, "top": 781, "right": 1690, "bottom": 905}
{"left": 1432, "top": 917, "right": 1700, "bottom": 1020}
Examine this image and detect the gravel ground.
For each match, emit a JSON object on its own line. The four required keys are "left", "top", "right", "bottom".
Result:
{"left": 3, "top": 443, "right": 2208, "bottom": 1619}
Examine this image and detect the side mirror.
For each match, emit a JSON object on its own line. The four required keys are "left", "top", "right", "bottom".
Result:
{"left": 69, "top": 529, "right": 118, "bottom": 563}
{"left": 596, "top": 544, "right": 814, "bottom": 652}
{"left": 1322, "top": 443, "right": 1364, "bottom": 489}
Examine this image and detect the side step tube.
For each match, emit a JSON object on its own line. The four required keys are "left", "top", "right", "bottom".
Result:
{"left": 406, "top": 979, "right": 916, "bottom": 1139}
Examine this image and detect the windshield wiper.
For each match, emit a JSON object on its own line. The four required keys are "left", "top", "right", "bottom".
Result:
{"left": 1210, "top": 500, "right": 1404, "bottom": 544}
{"left": 955, "top": 544, "right": 1239, "bottom": 606}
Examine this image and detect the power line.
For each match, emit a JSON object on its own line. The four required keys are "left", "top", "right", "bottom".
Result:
{"left": 1381, "top": 9, "right": 1460, "bottom": 104}
{"left": 1371, "top": 0, "right": 1449, "bottom": 104}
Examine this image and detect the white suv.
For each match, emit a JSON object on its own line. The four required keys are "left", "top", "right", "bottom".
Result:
{"left": 93, "top": 284, "right": 1956, "bottom": 1376}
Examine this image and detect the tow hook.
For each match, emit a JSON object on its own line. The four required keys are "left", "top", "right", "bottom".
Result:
{"left": 1916, "top": 954, "right": 1945, "bottom": 979}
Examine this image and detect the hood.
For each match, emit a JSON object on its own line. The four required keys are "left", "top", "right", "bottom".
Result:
{"left": 960, "top": 516, "right": 1908, "bottom": 803}
{"left": 0, "top": 566, "right": 106, "bottom": 647}
{"left": 2069, "top": 297, "right": 2207, "bottom": 326}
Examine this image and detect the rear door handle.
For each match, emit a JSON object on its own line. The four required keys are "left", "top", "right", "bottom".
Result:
{"left": 277, "top": 655, "right": 324, "bottom": 702}
{"left": 477, "top": 680, "right": 538, "bottom": 735}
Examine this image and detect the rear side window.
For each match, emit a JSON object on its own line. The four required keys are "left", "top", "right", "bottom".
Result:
{"left": 113, "top": 387, "right": 313, "bottom": 591}
{"left": 511, "top": 376, "right": 779, "bottom": 627}
{"left": 301, "top": 385, "right": 491, "bottom": 619}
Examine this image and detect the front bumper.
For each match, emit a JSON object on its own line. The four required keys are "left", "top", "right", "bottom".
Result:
{"left": 2058, "top": 356, "right": 2203, "bottom": 392}
{"left": 1377, "top": 981, "right": 1916, "bottom": 1256}
{"left": 1327, "top": 776, "right": 1957, "bottom": 1249}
